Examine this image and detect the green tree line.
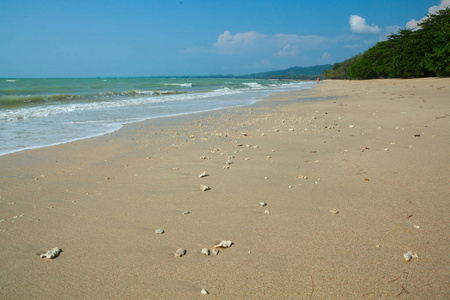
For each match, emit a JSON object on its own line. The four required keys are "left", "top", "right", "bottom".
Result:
{"left": 323, "top": 7, "right": 450, "bottom": 79}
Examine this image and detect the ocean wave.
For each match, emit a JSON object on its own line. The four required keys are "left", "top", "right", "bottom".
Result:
{"left": 5, "top": 80, "right": 17, "bottom": 82}
{"left": 99, "top": 90, "right": 188, "bottom": 97}
{"left": 243, "top": 82, "right": 263, "bottom": 89}
{"left": 0, "top": 94, "right": 85, "bottom": 107}
{"left": 0, "top": 87, "right": 240, "bottom": 121}
{"left": 164, "top": 83, "right": 193, "bottom": 87}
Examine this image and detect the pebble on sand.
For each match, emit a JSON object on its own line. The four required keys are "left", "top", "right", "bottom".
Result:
{"left": 155, "top": 229, "right": 165, "bottom": 234}
{"left": 201, "top": 289, "right": 209, "bottom": 295}
{"left": 200, "top": 185, "right": 210, "bottom": 191}
{"left": 175, "top": 248, "right": 186, "bottom": 257}
{"left": 201, "top": 248, "right": 210, "bottom": 256}
{"left": 198, "top": 171, "right": 207, "bottom": 178}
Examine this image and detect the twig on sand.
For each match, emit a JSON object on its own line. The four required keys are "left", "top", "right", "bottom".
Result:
{"left": 389, "top": 272, "right": 409, "bottom": 283}
{"left": 309, "top": 275, "right": 314, "bottom": 299}
{"left": 396, "top": 285, "right": 409, "bottom": 297}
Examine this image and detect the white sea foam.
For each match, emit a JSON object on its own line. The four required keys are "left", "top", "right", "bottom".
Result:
{"left": 165, "top": 83, "right": 193, "bottom": 87}
{"left": 5, "top": 80, "right": 17, "bottom": 82}
{"left": 243, "top": 82, "right": 263, "bottom": 89}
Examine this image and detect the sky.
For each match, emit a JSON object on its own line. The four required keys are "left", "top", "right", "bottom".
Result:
{"left": 0, "top": 0, "right": 448, "bottom": 78}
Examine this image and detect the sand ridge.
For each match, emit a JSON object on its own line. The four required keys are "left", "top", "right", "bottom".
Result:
{"left": 0, "top": 78, "right": 449, "bottom": 298}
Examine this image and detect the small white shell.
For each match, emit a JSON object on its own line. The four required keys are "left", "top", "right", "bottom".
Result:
{"left": 329, "top": 210, "right": 339, "bottom": 214}
{"left": 259, "top": 202, "right": 267, "bottom": 207}
{"left": 200, "top": 185, "right": 210, "bottom": 191}
{"left": 201, "top": 289, "right": 209, "bottom": 295}
{"left": 201, "top": 248, "right": 210, "bottom": 256}
{"left": 198, "top": 171, "right": 207, "bottom": 178}
{"left": 214, "top": 241, "right": 233, "bottom": 249}
{"left": 155, "top": 229, "right": 164, "bottom": 234}
{"left": 182, "top": 210, "right": 190, "bottom": 215}
{"left": 175, "top": 248, "right": 185, "bottom": 257}
{"left": 213, "top": 249, "right": 219, "bottom": 255}
{"left": 40, "top": 247, "right": 61, "bottom": 259}
{"left": 264, "top": 210, "right": 270, "bottom": 214}
{"left": 225, "top": 160, "right": 233, "bottom": 165}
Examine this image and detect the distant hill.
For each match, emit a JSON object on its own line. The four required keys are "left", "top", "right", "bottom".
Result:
{"left": 239, "top": 65, "right": 332, "bottom": 80}
{"left": 151, "top": 64, "right": 332, "bottom": 80}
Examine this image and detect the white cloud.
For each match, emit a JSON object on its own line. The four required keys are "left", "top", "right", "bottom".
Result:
{"left": 406, "top": 0, "right": 450, "bottom": 29}
{"left": 214, "top": 30, "right": 269, "bottom": 54}
{"left": 214, "top": 30, "right": 327, "bottom": 56}
{"left": 349, "top": 15, "right": 381, "bottom": 34}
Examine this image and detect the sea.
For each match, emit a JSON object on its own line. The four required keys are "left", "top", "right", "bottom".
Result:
{"left": 0, "top": 78, "right": 315, "bottom": 156}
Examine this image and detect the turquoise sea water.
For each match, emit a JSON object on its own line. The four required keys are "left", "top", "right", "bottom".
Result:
{"left": 0, "top": 78, "right": 315, "bottom": 155}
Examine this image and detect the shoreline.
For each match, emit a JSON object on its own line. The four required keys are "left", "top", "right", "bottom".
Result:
{"left": 0, "top": 80, "right": 315, "bottom": 157}
{"left": 1, "top": 78, "right": 449, "bottom": 298}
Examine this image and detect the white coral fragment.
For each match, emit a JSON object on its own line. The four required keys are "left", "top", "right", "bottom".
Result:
{"left": 214, "top": 241, "right": 233, "bottom": 249}
{"left": 403, "top": 251, "right": 418, "bottom": 262}
{"left": 40, "top": 247, "right": 61, "bottom": 259}
{"left": 200, "top": 185, "right": 210, "bottom": 191}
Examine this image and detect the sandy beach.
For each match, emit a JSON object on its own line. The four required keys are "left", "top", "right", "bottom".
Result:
{"left": 0, "top": 78, "right": 449, "bottom": 299}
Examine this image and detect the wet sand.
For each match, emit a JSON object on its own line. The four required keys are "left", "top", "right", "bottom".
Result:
{"left": 0, "top": 78, "right": 449, "bottom": 299}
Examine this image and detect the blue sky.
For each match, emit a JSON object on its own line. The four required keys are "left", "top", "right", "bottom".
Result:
{"left": 1, "top": 0, "right": 448, "bottom": 78}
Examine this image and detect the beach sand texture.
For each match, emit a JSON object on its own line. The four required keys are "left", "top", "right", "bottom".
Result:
{"left": 0, "top": 78, "right": 449, "bottom": 299}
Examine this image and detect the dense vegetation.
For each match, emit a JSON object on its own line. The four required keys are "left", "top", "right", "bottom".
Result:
{"left": 323, "top": 7, "right": 450, "bottom": 79}
{"left": 321, "top": 55, "right": 362, "bottom": 79}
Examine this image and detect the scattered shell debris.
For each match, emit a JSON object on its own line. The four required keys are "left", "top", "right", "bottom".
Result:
{"left": 223, "top": 166, "right": 230, "bottom": 169}
{"left": 155, "top": 229, "right": 165, "bottom": 234}
{"left": 213, "top": 249, "right": 219, "bottom": 255}
{"left": 182, "top": 211, "right": 190, "bottom": 215}
{"left": 414, "top": 225, "right": 420, "bottom": 229}
{"left": 214, "top": 241, "right": 233, "bottom": 249}
{"left": 225, "top": 160, "right": 233, "bottom": 165}
{"left": 259, "top": 202, "right": 267, "bottom": 207}
{"left": 403, "top": 251, "right": 418, "bottom": 262}
{"left": 201, "top": 248, "right": 210, "bottom": 256}
{"left": 201, "top": 289, "right": 209, "bottom": 295}
{"left": 330, "top": 210, "right": 339, "bottom": 214}
{"left": 175, "top": 248, "right": 186, "bottom": 257}
{"left": 40, "top": 247, "right": 62, "bottom": 259}
{"left": 264, "top": 210, "right": 270, "bottom": 214}
{"left": 198, "top": 171, "right": 207, "bottom": 178}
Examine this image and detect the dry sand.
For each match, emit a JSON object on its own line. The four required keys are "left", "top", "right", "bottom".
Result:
{"left": 0, "top": 78, "right": 449, "bottom": 299}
